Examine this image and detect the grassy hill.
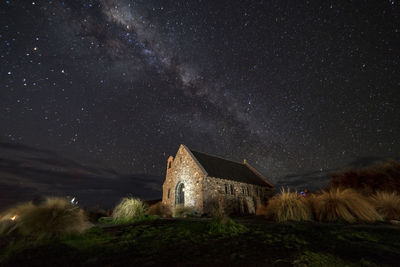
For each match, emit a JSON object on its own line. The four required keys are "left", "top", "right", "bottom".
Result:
{"left": 1, "top": 217, "right": 400, "bottom": 266}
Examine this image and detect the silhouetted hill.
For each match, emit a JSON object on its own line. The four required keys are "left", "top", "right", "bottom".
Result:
{"left": 275, "top": 157, "right": 400, "bottom": 193}
{"left": 0, "top": 142, "right": 163, "bottom": 211}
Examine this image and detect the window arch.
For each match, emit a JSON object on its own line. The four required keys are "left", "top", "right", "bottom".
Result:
{"left": 175, "top": 182, "right": 185, "bottom": 206}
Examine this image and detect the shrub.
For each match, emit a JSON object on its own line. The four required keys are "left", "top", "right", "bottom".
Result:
{"left": 313, "top": 188, "right": 382, "bottom": 223}
{"left": 147, "top": 202, "right": 172, "bottom": 218}
{"left": 329, "top": 159, "right": 400, "bottom": 194}
{"left": 370, "top": 191, "right": 400, "bottom": 220}
{"left": 86, "top": 208, "right": 109, "bottom": 223}
{"left": 207, "top": 216, "right": 248, "bottom": 235}
{"left": 264, "top": 188, "right": 313, "bottom": 222}
{"left": 173, "top": 205, "right": 195, "bottom": 218}
{"left": 112, "top": 197, "right": 146, "bottom": 221}
{"left": 0, "top": 197, "right": 89, "bottom": 240}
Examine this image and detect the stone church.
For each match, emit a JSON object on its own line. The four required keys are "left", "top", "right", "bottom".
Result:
{"left": 162, "top": 144, "right": 274, "bottom": 215}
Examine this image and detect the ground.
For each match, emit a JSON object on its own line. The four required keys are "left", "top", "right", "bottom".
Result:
{"left": 1, "top": 217, "right": 400, "bottom": 266}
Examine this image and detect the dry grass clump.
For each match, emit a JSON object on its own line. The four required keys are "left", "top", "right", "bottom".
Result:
{"left": 255, "top": 205, "right": 268, "bottom": 216}
{"left": 147, "top": 202, "right": 172, "bottom": 218}
{"left": 0, "top": 197, "right": 88, "bottom": 240}
{"left": 313, "top": 188, "right": 382, "bottom": 223}
{"left": 264, "top": 188, "right": 313, "bottom": 222}
{"left": 370, "top": 191, "right": 400, "bottom": 220}
{"left": 330, "top": 159, "right": 400, "bottom": 194}
{"left": 173, "top": 205, "right": 195, "bottom": 218}
{"left": 112, "top": 197, "right": 146, "bottom": 220}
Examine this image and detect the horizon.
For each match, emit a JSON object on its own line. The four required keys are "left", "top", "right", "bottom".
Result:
{"left": 0, "top": 140, "right": 398, "bottom": 210}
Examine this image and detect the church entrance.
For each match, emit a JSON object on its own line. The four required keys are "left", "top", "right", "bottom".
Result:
{"left": 176, "top": 182, "right": 185, "bottom": 206}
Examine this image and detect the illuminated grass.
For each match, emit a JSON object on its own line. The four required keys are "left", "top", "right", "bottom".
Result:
{"left": 265, "top": 188, "right": 313, "bottom": 222}
{"left": 313, "top": 188, "right": 382, "bottom": 223}
{"left": 370, "top": 191, "right": 400, "bottom": 220}
{"left": 0, "top": 197, "right": 89, "bottom": 240}
{"left": 112, "top": 197, "right": 146, "bottom": 221}
{"left": 207, "top": 216, "right": 248, "bottom": 235}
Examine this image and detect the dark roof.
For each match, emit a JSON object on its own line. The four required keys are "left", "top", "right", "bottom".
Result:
{"left": 190, "top": 149, "right": 273, "bottom": 187}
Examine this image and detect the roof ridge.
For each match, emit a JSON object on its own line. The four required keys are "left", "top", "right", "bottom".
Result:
{"left": 244, "top": 161, "right": 274, "bottom": 187}
{"left": 189, "top": 149, "right": 245, "bottom": 165}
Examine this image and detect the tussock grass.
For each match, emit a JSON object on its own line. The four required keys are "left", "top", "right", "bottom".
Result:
{"left": 173, "top": 205, "right": 195, "bottom": 218}
{"left": 207, "top": 216, "right": 248, "bottom": 235}
{"left": 265, "top": 188, "right": 313, "bottom": 222}
{"left": 147, "top": 202, "right": 172, "bottom": 218}
{"left": 112, "top": 197, "right": 146, "bottom": 221}
{"left": 370, "top": 191, "right": 400, "bottom": 220}
{"left": 255, "top": 205, "right": 268, "bottom": 216}
{"left": 313, "top": 188, "right": 382, "bottom": 223}
{"left": 0, "top": 197, "right": 88, "bottom": 240}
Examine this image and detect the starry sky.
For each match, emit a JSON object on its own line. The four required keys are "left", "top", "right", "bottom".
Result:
{"left": 1, "top": 0, "right": 399, "bottom": 188}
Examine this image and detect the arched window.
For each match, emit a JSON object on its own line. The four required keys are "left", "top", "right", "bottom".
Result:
{"left": 175, "top": 183, "right": 185, "bottom": 205}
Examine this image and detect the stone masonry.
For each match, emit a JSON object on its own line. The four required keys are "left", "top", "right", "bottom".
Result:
{"left": 162, "top": 144, "right": 274, "bottom": 215}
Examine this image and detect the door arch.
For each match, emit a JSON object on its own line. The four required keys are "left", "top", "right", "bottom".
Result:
{"left": 175, "top": 182, "right": 185, "bottom": 206}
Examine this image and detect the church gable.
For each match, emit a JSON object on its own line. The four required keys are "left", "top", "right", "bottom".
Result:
{"left": 162, "top": 145, "right": 206, "bottom": 213}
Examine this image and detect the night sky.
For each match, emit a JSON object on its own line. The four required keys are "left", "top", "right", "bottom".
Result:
{"left": 1, "top": 0, "right": 399, "bottom": 190}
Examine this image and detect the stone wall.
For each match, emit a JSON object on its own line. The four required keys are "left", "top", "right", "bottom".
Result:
{"left": 202, "top": 176, "right": 274, "bottom": 215}
{"left": 162, "top": 145, "right": 206, "bottom": 214}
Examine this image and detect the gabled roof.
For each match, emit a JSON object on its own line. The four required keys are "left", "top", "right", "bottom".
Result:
{"left": 189, "top": 148, "right": 273, "bottom": 187}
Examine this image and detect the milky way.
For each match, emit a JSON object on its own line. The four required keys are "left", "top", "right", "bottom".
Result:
{"left": 1, "top": 0, "right": 399, "bottom": 183}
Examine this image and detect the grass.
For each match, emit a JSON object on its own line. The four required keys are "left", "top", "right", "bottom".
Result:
{"left": 173, "top": 204, "right": 195, "bottom": 218}
{"left": 264, "top": 188, "right": 313, "bottom": 222}
{"left": 0, "top": 197, "right": 89, "bottom": 240}
{"left": 370, "top": 191, "right": 400, "bottom": 220}
{"left": 293, "top": 250, "right": 355, "bottom": 267}
{"left": 146, "top": 202, "right": 172, "bottom": 217}
{"left": 112, "top": 197, "right": 146, "bottom": 221}
{"left": 1, "top": 219, "right": 399, "bottom": 266}
{"left": 100, "top": 215, "right": 159, "bottom": 225}
{"left": 207, "top": 216, "right": 248, "bottom": 235}
{"left": 313, "top": 188, "right": 383, "bottom": 223}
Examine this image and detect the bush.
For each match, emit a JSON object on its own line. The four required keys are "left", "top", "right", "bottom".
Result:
{"left": 112, "top": 197, "right": 146, "bottom": 221}
{"left": 0, "top": 197, "right": 89, "bottom": 240}
{"left": 264, "top": 188, "right": 313, "bottom": 222}
{"left": 147, "top": 202, "right": 172, "bottom": 218}
{"left": 207, "top": 216, "right": 248, "bottom": 235}
{"left": 173, "top": 205, "right": 195, "bottom": 218}
{"left": 313, "top": 188, "right": 382, "bottom": 223}
{"left": 370, "top": 191, "right": 400, "bottom": 220}
{"left": 329, "top": 160, "right": 400, "bottom": 194}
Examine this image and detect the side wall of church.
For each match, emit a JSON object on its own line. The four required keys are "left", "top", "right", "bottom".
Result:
{"left": 162, "top": 145, "right": 206, "bottom": 214}
{"left": 202, "top": 176, "right": 275, "bottom": 215}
